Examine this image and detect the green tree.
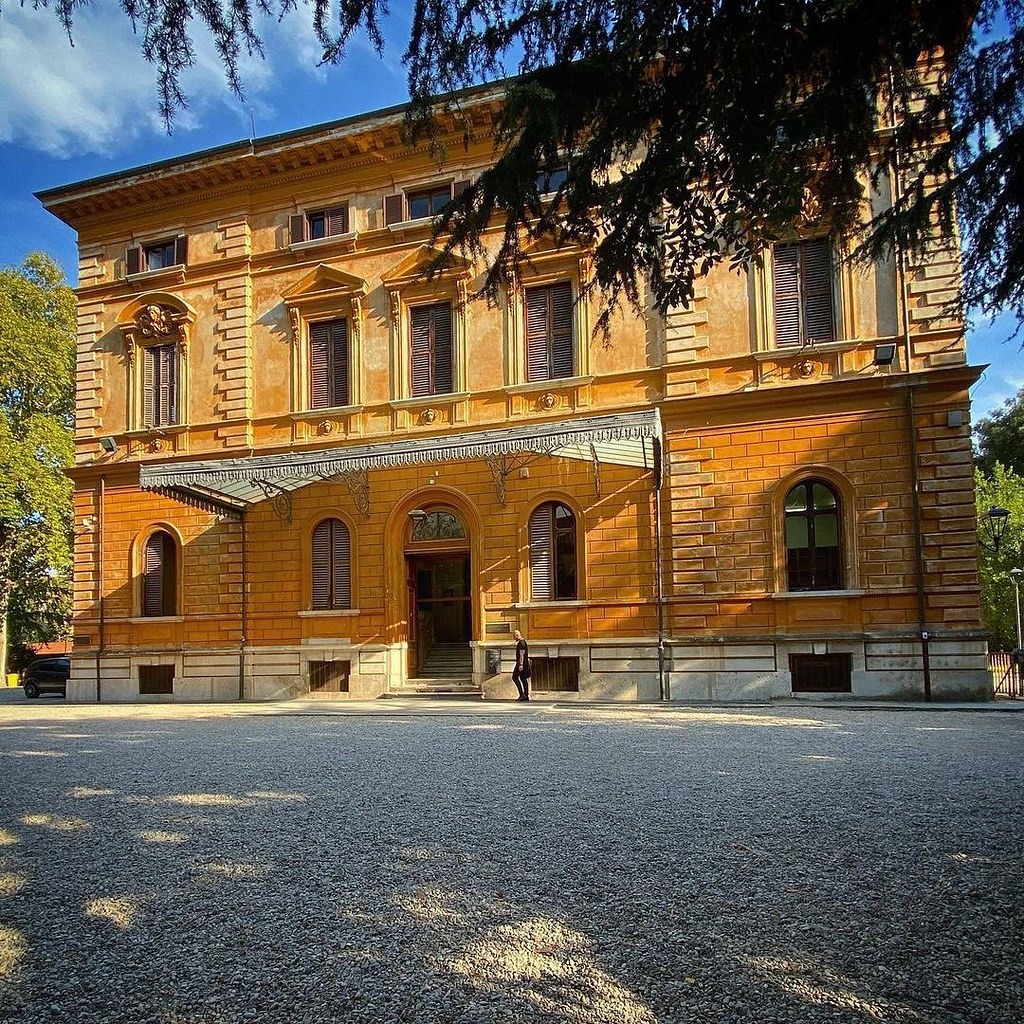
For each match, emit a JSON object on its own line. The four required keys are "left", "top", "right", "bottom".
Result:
{"left": 30, "top": 1, "right": 1024, "bottom": 326}
{"left": 975, "top": 384, "right": 1024, "bottom": 477}
{"left": 976, "top": 465, "right": 1024, "bottom": 650}
{"left": 0, "top": 254, "right": 75, "bottom": 680}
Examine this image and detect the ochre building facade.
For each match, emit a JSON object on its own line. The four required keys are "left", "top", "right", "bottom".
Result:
{"left": 39, "top": 89, "right": 990, "bottom": 703}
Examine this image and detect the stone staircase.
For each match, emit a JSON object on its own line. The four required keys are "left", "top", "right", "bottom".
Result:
{"left": 388, "top": 643, "right": 481, "bottom": 698}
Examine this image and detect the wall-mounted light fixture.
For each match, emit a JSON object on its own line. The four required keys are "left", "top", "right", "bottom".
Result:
{"left": 874, "top": 343, "right": 897, "bottom": 367}
{"left": 98, "top": 435, "right": 119, "bottom": 454}
{"left": 980, "top": 506, "right": 1011, "bottom": 553}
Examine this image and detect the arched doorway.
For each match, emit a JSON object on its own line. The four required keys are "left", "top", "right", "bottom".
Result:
{"left": 405, "top": 506, "right": 472, "bottom": 679}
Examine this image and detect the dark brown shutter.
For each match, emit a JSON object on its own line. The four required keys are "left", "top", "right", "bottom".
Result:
{"left": 143, "top": 347, "right": 156, "bottom": 428}
{"left": 312, "top": 519, "right": 351, "bottom": 609}
{"left": 290, "top": 214, "right": 306, "bottom": 244}
{"left": 772, "top": 243, "right": 802, "bottom": 347}
{"left": 433, "top": 303, "right": 453, "bottom": 394}
{"left": 126, "top": 245, "right": 141, "bottom": 276}
{"left": 410, "top": 306, "right": 433, "bottom": 396}
{"left": 330, "top": 320, "right": 349, "bottom": 406}
{"left": 550, "top": 282, "right": 574, "bottom": 378}
{"left": 529, "top": 504, "right": 554, "bottom": 601}
{"left": 801, "top": 238, "right": 834, "bottom": 342}
{"left": 312, "top": 521, "right": 331, "bottom": 609}
{"left": 174, "top": 235, "right": 188, "bottom": 267}
{"left": 328, "top": 205, "right": 349, "bottom": 236}
{"left": 310, "top": 323, "right": 330, "bottom": 408}
{"left": 452, "top": 179, "right": 472, "bottom": 200}
{"left": 332, "top": 520, "right": 351, "bottom": 609}
{"left": 525, "top": 287, "right": 551, "bottom": 381}
{"left": 163, "top": 344, "right": 178, "bottom": 425}
{"left": 384, "top": 194, "right": 405, "bottom": 226}
{"left": 143, "top": 531, "right": 175, "bottom": 616}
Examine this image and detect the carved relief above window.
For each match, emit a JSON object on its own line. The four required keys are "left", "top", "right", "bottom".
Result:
{"left": 119, "top": 296, "right": 194, "bottom": 435}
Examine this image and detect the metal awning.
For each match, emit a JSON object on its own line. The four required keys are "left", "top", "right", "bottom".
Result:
{"left": 139, "top": 409, "right": 663, "bottom": 515}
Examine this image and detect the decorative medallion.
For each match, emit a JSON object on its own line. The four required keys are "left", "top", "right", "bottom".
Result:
{"left": 136, "top": 303, "right": 185, "bottom": 338}
{"left": 797, "top": 359, "right": 817, "bottom": 379}
{"left": 538, "top": 392, "right": 558, "bottom": 411}
{"left": 421, "top": 408, "right": 437, "bottom": 424}
{"left": 317, "top": 420, "right": 335, "bottom": 435}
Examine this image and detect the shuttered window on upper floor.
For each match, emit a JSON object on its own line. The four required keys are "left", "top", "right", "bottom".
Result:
{"left": 383, "top": 179, "right": 473, "bottom": 226}
{"left": 772, "top": 238, "right": 835, "bottom": 348}
{"left": 290, "top": 204, "right": 349, "bottom": 244}
{"left": 410, "top": 302, "right": 454, "bottom": 397}
{"left": 143, "top": 344, "right": 178, "bottom": 428}
{"left": 312, "top": 518, "right": 352, "bottom": 610}
{"left": 525, "top": 282, "right": 575, "bottom": 382}
{"left": 127, "top": 236, "right": 188, "bottom": 275}
{"left": 309, "top": 319, "right": 350, "bottom": 409}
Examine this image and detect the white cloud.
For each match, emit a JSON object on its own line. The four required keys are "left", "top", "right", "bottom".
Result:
{"left": 0, "top": 6, "right": 275, "bottom": 157}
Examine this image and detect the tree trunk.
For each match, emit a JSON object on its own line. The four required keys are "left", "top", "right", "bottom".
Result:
{"left": 0, "top": 610, "right": 7, "bottom": 683}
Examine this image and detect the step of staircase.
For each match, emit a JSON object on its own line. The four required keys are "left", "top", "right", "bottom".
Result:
{"left": 386, "top": 676, "right": 481, "bottom": 699}
{"left": 420, "top": 644, "right": 473, "bottom": 678}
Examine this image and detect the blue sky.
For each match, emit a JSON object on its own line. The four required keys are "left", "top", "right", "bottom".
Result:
{"left": 0, "top": 4, "right": 1019, "bottom": 421}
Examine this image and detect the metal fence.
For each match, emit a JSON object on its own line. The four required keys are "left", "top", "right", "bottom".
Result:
{"left": 990, "top": 652, "right": 1022, "bottom": 699}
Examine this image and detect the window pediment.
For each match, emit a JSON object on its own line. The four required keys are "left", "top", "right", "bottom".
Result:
{"left": 381, "top": 245, "right": 473, "bottom": 290}
{"left": 283, "top": 264, "right": 368, "bottom": 314}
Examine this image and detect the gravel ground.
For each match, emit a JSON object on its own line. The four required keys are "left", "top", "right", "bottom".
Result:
{"left": 0, "top": 701, "right": 1021, "bottom": 1023}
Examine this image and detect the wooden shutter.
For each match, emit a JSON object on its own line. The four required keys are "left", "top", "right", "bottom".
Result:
{"left": 150, "top": 344, "right": 177, "bottom": 427}
{"left": 433, "top": 304, "right": 454, "bottom": 394}
{"left": 384, "top": 194, "right": 404, "bottom": 226}
{"left": 312, "top": 520, "right": 331, "bottom": 609}
{"left": 550, "top": 282, "right": 574, "bottom": 378}
{"left": 143, "top": 532, "right": 171, "bottom": 616}
{"left": 772, "top": 243, "right": 802, "bottom": 347}
{"left": 330, "top": 320, "right": 349, "bottom": 406}
{"left": 143, "top": 346, "right": 156, "bottom": 428}
{"left": 174, "top": 235, "right": 188, "bottom": 267}
{"left": 452, "top": 179, "right": 472, "bottom": 200}
{"left": 801, "top": 238, "right": 834, "bottom": 342}
{"left": 290, "top": 214, "right": 306, "bottom": 244}
{"left": 410, "top": 306, "right": 433, "bottom": 396}
{"left": 525, "top": 287, "right": 551, "bottom": 381}
{"left": 328, "top": 205, "right": 349, "bottom": 236}
{"left": 529, "top": 504, "right": 554, "bottom": 601}
{"left": 126, "top": 245, "right": 142, "bottom": 276}
{"left": 332, "top": 520, "right": 351, "bottom": 609}
{"left": 312, "top": 519, "right": 350, "bottom": 609}
{"left": 310, "top": 323, "right": 330, "bottom": 408}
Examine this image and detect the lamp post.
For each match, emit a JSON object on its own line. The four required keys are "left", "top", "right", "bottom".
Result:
{"left": 980, "top": 506, "right": 1011, "bottom": 553}
{"left": 1011, "top": 568, "right": 1024, "bottom": 651}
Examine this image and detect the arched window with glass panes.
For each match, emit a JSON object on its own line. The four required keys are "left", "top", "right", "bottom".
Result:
{"left": 142, "top": 530, "right": 178, "bottom": 616}
{"left": 529, "top": 502, "right": 577, "bottom": 600}
{"left": 783, "top": 479, "right": 843, "bottom": 591}
{"left": 312, "top": 518, "right": 352, "bottom": 610}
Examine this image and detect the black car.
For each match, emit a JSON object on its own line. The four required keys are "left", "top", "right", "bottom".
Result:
{"left": 22, "top": 658, "right": 70, "bottom": 699}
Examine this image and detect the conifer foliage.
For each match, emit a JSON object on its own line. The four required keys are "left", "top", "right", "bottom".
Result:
{"left": 33, "top": 1, "right": 1024, "bottom": 324}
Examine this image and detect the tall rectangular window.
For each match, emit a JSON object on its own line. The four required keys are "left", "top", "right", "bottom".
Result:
{"left": 410, "top": 303, "right": 454, "bottom": 397}
{"left": 525, "top": 282, "right": 574, "bottom": 381}
{"left": 309, "top": 319, "right": 349, "bottom": 409}
{"left": 773, "top": 238, "right": 835, "bottom": 348}
{"left": 143, "top": 344, "right": 178, "bottom": 428}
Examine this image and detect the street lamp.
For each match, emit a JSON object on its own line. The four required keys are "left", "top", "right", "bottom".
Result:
{"left": 1010, "top": 568, "right": 1024, "bottom": 651}
{"left": 980, "top": 506, "right": 1011, "bottom": 553}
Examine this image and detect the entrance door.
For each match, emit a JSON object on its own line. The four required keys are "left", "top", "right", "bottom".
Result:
{"left": 407, "top": 554, "right": 471, "bottom": 676}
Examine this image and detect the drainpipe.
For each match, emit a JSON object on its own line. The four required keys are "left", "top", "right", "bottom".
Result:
{"left": 906, "top": 386, "right": 932, "bottom": 701}
{"left": 653, "top": 430, "right": 669, "bottom": 701}
{"left": 888, "top": 66, "right": 930, "bottom": 700}
{"left": 238, "top": 511, "right": 248, "bottom": 701}
{"left": 96, "top": 475, "right": 106, "bottom": 703}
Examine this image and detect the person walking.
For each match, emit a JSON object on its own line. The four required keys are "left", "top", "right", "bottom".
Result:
{"left": 512, "top": 629, "right": 531, "bottom": 701}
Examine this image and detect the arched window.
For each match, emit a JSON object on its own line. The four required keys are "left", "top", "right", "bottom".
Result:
{"left": 529, "top": 502, "right": 577, "bottom": 600}
{"left": 142, "top": 530, "right": 178, "bottom": 616}
{"left": 784, "top": 480, "right": 842, "bottom": 591}
{"left": 312, "top": 518, "right": 351, "bottom": 610}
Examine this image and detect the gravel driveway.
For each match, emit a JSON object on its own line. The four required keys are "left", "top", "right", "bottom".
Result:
{"left": 1, "top": 702, "right": 1021, "bottom": 1023}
